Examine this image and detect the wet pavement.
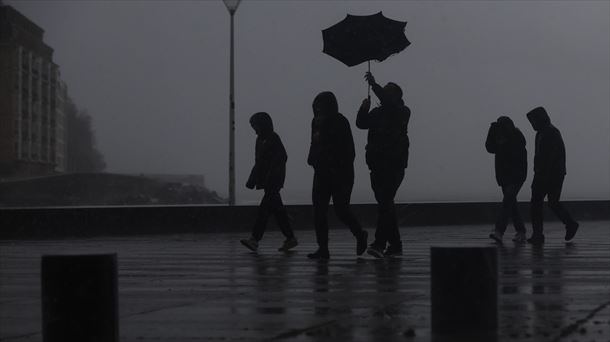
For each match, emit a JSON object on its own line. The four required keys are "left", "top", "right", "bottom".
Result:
{"left": 1, "top": 221, "right": 609, "bottom": 341}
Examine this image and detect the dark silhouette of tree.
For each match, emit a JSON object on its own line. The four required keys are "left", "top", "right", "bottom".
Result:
{"left": 65, "top": 97, "right": 106, "bottom": 173}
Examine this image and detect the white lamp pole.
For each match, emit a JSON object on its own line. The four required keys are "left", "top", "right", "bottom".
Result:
{"left": 223, "top": 0, "right": 241, "bottom": 205}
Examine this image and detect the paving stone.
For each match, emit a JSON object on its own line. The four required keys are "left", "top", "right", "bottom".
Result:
{"left": 1, "top": 222, "right": 608, "bottom": 341}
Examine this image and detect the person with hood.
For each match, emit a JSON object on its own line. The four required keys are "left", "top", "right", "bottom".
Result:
{"left": 306, "top": 91, "right": 368, "bottom": 260}
{"left": 356, "top": 72, "right": 411, "bottom": 258}
{"left": 240, "top": 112, "right": 298, "bottom": 252}
{"left": 485, "top": 116, "right": 528, "bottom": 243}
{"left": 526, "top": 106, "right": 579, "bottom": 244}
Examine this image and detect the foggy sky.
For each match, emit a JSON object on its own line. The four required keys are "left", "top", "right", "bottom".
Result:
{"left": 8, "top": 0, "right": 610, "bottom": 204}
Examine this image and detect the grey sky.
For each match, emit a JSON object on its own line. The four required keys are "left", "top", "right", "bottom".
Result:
{"left": 8, "top": 0, "right": 610, "bottom": 204}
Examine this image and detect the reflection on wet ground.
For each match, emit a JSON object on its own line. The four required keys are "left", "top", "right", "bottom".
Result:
{"left": 1, "top": 221, "right": 608, "bottom": 341}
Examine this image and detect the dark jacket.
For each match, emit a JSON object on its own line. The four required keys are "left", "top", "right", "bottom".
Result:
{"left": 307, "top": 92, "right": 355, "bottom": 172}
{"left": 356, "top": 84, "right": 410, "bottom": 170}
{"left": 485, "top": 117, "right": 527, "bottom": 186}
{"left": 247, "top": 113, "right": 287, "bottom": 192}
{"left": 526, "top": 107, "right": 566, "bottom": 177}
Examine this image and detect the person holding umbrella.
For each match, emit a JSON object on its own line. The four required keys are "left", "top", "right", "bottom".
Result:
{"left": 306, "top": 91, "right": 368, "bottom": 260}
{"left": 356, "top": 72, "right": 411, "bottom": 258}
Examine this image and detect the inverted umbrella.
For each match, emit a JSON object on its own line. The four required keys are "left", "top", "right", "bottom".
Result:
{"left": 322, "top": 12, "right": 410, "bottom": 67}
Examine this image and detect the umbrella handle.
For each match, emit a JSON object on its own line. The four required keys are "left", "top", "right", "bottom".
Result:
{"left": 367, "top": 61, "right": 371, "bottom": 100}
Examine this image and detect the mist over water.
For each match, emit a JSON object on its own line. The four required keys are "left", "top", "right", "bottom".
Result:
{"left": 9, "top": 0, "right": 609, "bottom": 204}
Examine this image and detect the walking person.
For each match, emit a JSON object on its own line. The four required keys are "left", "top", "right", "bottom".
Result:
{"left": 240, "top": 112, "right": 298, "bottom": 252}
{"left": 356, "top": 72, "right": 411, "bottom": 258}
{"left": 485, "top": 116, "right": 528, "bottom": 243}
{"left": 526, "top": 106, "right": 579, "bottom": 244}
{"left": 306, "top": 92, "right": 368, "bottom": 260}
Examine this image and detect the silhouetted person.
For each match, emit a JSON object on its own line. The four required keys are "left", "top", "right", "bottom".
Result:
{"left": 485, "top": 116, "right": 528, "bottom": 243}
{"left": 357, "top": 72, "right": 410, "bottom": 258}
{"left": 306, "top": 92, "right": 368, "bottom": 260}
{"left": 240, "top": 112, "right": 298, "bottom": 252}
{"left": 526, "top": 106, "right": 579, "bottom": 244}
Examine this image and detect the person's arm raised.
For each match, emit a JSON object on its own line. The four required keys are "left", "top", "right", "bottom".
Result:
{"left": 356, "top": 98, "right": 372, "bottom": 129}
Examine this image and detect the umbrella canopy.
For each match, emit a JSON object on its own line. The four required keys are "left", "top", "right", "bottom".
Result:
{"left": 322, "top": 12, "right": 410, "bottom": 67}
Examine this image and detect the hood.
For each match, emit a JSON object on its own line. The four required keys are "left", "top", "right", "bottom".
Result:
{"left": 496, "top": 116, "right": 516, "bottom": 134}
{"left": 383, "top": 82, "right": 404, "bottom": 107}
{"left": 250, "top": 112, "right": 274, "bottom": 136}
{"left": 312, "top": 91, "right": 338, "bottom": 117}
{"left": 496, "top": 116, "right": 525, "bottom": 145}
{"left": 526, "top": 106, "right": 551, "bottom": 131}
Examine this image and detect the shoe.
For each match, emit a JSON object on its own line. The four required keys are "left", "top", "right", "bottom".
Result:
{"left": 384, "top": 244, "right": 403, "bottom": 257}
{"left": 307, "top": 248, "right": 330, "bottom": 260}
{"left": 278, "top": 237, "right": 298, "bottom": 252}
{"left": 512, "top": 232, "right": 527, "bottom": 243}
{"left": 527, "top": 234, "right": 545, "bottom": 245}
{"left": 489, "top": 231, "right": 504, "bottom": 244}
{"left": 240, "top": 237, "right": 258, "bottom": 252}
{"left": 356, "top": 231, "right": 368, "bottom": 256}
{"left": 565, "top": 222, "right": 579, "bottom": 241}
{"left": 367, "top": 244, "right": 385, "bottom": 259}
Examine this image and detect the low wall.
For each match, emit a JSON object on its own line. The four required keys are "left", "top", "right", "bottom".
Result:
{"left": 0, "top": 201, "right": 608, "bottom": 239}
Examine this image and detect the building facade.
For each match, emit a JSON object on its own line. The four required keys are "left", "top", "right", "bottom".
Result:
{"left": 0, "top": 4, "right": 66, "bottom": 178}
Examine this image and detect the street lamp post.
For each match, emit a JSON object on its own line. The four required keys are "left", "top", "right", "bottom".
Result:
{"left": 223, "top": 0, "right": 241, "bottom": 206}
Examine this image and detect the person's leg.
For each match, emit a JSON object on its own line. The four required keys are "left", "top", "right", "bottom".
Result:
{"left": 333, "top": 203, "right": 362, "bottom": 235}
{"left": 268, "top": 191, "right": 298, "bottom": 252}
{"left": 529, "top": 174, "right": 547, "bottom": 241}
{"left": 331, "top": 168, "right": 368, "bottom": 255}
{"left": 384, "top": 169, "right": 405, "bottom": 249}
{"left": 370, "top": 169, "right": 388, "bottom": 250}
{"left": 309, "top": 171, "right": 331, "bottom": 258}
{"left": 369, "top": 167, "right": 403, "bottom": 257}
{"left": 242, "top": 192, "right": 272, "bottom": 251}
{"left": 546, "top": 175, "right": 579, "bottom": 240}
{"left": 252, "top": 192, "right": 273, "bottom": 241}
{"left": 511, "top": 182, "right": 526, "bottom": 235}
{"left": 268, "top": 192, "right": 295, "bottom": 239}
{"left": 331, "top": 168, "right": 363, "bottom": 237}
{"left": 494, "top": 185, "right": 513, "bottom": 236}
{"left": 492, "top": 183, "right": 525, "bottom": 243}
{"left": 546, "top": 175, "right": 575, "bottom": 225}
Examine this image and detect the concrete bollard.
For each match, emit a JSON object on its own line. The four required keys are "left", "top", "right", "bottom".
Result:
{"left": 41, "top": 254, "right": 118, "bottom": 342}
{"left": 431, "top": 247, "right": 497, "bottom": 334}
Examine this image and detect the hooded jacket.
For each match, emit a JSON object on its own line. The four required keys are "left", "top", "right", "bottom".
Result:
{"left": 247, "top": 112, "right": 287, "bottom": 191}
{"left": 526, "top": 107, "right": 566, "bottom": 177}
{"left": 356, "top": 83, "right": 410, "bottom": 170}
{"left": 485, "top": 116, "right": 527, "bottom": 186}
{"left": 307, "top": 92, "right": 356, "bottom": 172}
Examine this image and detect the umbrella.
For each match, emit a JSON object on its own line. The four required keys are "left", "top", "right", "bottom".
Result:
{"left": 322, "top": 12, "right": 410, "bottom": 68}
